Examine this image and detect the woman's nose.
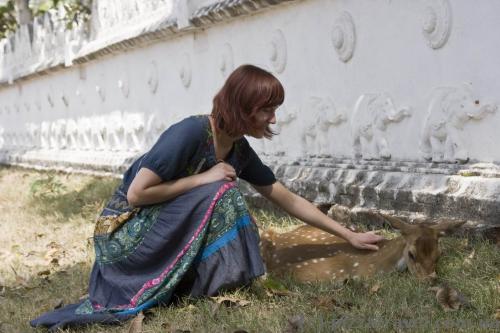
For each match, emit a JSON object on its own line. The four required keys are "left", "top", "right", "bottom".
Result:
{"left": 268, "top": 112, "right": 276, "bottom": 124}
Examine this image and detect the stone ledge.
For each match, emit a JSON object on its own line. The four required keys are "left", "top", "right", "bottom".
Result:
{"left": 0, "top": 149, "right": 137, "bottom": 176}
{"left": 243, "top": 156, "right": 500, "bottom": 231}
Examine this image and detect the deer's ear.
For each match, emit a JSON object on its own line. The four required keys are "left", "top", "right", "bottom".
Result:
{"left": 431, "top": 219, "right": 466, "bottom": 236}
{"left": 376, "top": 213, "right": 414, "bottom": 233}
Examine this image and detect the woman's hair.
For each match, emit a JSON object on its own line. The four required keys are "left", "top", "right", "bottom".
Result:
{"left": 211, "top": 64, "right": 285, "bottom": 138}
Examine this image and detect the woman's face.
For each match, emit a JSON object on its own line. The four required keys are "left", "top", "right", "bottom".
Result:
{"left": 248, "top": 106, "right": 277, "bottom": 138}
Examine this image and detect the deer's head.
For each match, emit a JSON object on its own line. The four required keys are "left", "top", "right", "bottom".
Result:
{"left": 378, "top": 213, "right": 465, "bottom": 281}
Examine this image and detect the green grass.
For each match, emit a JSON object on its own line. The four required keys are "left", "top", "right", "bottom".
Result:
{"left": 0, "top": 166, "right": 498, "bottom": 332}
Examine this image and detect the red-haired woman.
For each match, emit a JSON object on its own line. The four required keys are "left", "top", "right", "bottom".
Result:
{"left": 32, "top": 65, "right": 382, "bottom": 330}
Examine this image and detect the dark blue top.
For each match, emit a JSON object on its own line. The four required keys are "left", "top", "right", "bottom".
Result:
{"left": 121, "top": 115, "right": 276, "bottom": 193}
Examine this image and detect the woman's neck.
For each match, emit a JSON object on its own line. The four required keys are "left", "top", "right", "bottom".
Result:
{"left": 209, "top": 115, "right": 240, "bottom": 160}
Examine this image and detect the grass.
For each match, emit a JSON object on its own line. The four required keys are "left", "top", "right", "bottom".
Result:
{"left": 0, "top": 166, "right": 498, "bottom": 332}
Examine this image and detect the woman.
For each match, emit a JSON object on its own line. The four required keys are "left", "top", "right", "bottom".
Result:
{"left": 31, "top": 65, "right": 382, "bottom": 331}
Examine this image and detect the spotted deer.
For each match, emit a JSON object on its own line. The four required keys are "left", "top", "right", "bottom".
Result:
{"left": 260, "top": 213, "right": 465, "bottom": 283}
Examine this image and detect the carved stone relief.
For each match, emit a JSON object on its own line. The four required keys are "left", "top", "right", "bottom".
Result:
{"left": 118, "top": 78, "right": 130, "bottom": 98}
{"left": 96, "top": 85, "right": 106, "bottom": 102}
{"left": 61, "top": 92, "right": 69, "bottom": 107}
{"left": 145, "top": 111, "right": 168, "bottom": 147}
{"left": 351, "top": 93, "right": 412, "bottom": 160}
{"left": 147, "top": 61, "right": 159, "bottom": 94}
{"left": 123, "top": 112, "right": 145, "bottom": 152}
{"left": 179, "top": 53, "right": 192, "bottom": 88}
{"left": 422, "top": 0, "right": 452, "bottom": 49}
{"left": 268, "top": 29, "right": 287, "bottom": 73}
{"left": 420, "top": 84, "right": 497, "bottom": 163}
{"left": 28, "top": 112, "right": 148, "bottom": 153}
{"left": 272, "top": 105, "right": 297, "bottom": 154}
{"left": 77, "top": 117, "right": 92, "bottom": 150}
{"left": 331, "top": 11, "right": 356, "bottom": 62}
{"left": 47, "top": 93, "right": 54, "bottom": 108}
{"left": 219, "top": 43, "right": 234, "bottom": 78}
{"left": 301, "top": 96, "right": 347, "bottom": 156}
{"left": 65, "top": 119, "right": 78, "bottom": 150}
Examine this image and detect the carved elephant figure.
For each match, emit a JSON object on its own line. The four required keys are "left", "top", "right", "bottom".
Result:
{"left": 420, "top": 84, "right": 497, "bottom": 163}
{"left": 301, "top": 96, "right": 346, "bottom": 156}
{"left": 104, "top": 111, "right": 125, "bottom": 151}
{"left": 40, "top": 121, "right": 51, "bottom": 149}
{"left": 50, "top": 119, "right": 67, "bottom": 150}
{"left": 351, "top": 93, "right": 411, "bottom": 160}
{"left": 145, "top": 112, "right": 168, "bottom": 148}
{"left": 123, "top": 112, "right": 145, "bottom": 152}
{"left": 65, "top": 119, "right": 79, "bottom": 150}
{"left": 272, "top": 105, "right": 297, "bottom": 155}
{"left": 76, "top": 117, "right": 93, "bottom": 150}
{"left": 90, "top": 115, "right": 106, "bottom": 151}
{"left": 26, "top": 122, "right": 41, "bottom": 148}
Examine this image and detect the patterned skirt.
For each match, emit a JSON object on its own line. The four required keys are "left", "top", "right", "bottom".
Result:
{"left": 30, "top": 180, "right": 265, "bottom": 331}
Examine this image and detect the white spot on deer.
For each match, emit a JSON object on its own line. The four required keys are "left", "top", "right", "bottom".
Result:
{"left": 312, "top": 259, "right": 318, "bottom": 263}
{"left": 319, "top": 258, "right": 325, "bottom": 261}
{"left": 340, "top": 269, "right": 344, "bottom": 273}
{"left": 353, "top": 262, "right": 359, "bottom": 267}
{"left": 296, "top": 264, "right": 302, "bottom": 269}
{"left": 304, "top": 262, "right": 309, "bottom": 266}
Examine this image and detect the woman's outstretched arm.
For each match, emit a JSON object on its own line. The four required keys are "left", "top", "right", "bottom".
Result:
{"left": 253, "top": 181, "right": 384, "bottom": 250}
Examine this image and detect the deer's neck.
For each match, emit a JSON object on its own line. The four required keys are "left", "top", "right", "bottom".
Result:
{"left": 374, "top": 236, "right": 407, "bottom": 272}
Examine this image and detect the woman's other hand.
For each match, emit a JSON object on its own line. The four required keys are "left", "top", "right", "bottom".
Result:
{"left": 201, "top": 162, "right": 236, "bottom": 184}
{"left": 347, "top": 231, "right": 384, "bottom": 251}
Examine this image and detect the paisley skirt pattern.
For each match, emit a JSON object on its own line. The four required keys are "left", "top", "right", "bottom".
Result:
{"left": 30, "top": 181, "right": 265, "bottom": 331}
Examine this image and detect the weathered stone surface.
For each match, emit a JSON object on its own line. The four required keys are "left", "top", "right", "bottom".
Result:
{"left": 243, "top": 156, "right": 500, "bottom": 231}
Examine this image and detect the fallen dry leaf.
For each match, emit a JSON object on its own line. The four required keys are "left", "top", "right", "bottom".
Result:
{"left": 46, "top": 241, "right": 62, "bottom": 250}
{"left": 52, "top": 298, "right": 64, "bottom": 309}
{"left": 209, "top": 296, "right": 251, "bottom": 318}
{"left": 37, "top": 270, "right": 51, "bottom": 277}
{"left": 464, "top": 249, "right": 476, "bottom": 265}
{"left": 10, "top": 266, "right": 29, "bottom": 288}
{"left": 370, "top": 283, "right": 381, "bottom": 294}
{"left": 312, "top": 295, "right": 340, "bottom": 311}
{"left": 210, "top": 296, "right": 251, "bottom": 308}
{"left": 127, "top": 311, "right": 145, "bottom": 333}
{"left": 429, "top": 284, "right": 470, "bottom": 312}
{"left": 283, "top": 314, "right": 305, "bottom": 333}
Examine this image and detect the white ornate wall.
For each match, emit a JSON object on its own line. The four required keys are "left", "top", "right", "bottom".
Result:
{"left": 1, "top": 0, "right": 499, "bottom": 231}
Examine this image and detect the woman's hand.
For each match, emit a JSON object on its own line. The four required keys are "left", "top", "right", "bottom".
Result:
{"left": 347, "top": 231, "right": 384, "bottom": 251}
{"left": 200, "top": 162, "right": 236, "bottom": 184}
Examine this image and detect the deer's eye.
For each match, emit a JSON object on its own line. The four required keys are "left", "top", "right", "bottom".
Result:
{"left": 408, "top": 251, "right": 416, "bottom": 261}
